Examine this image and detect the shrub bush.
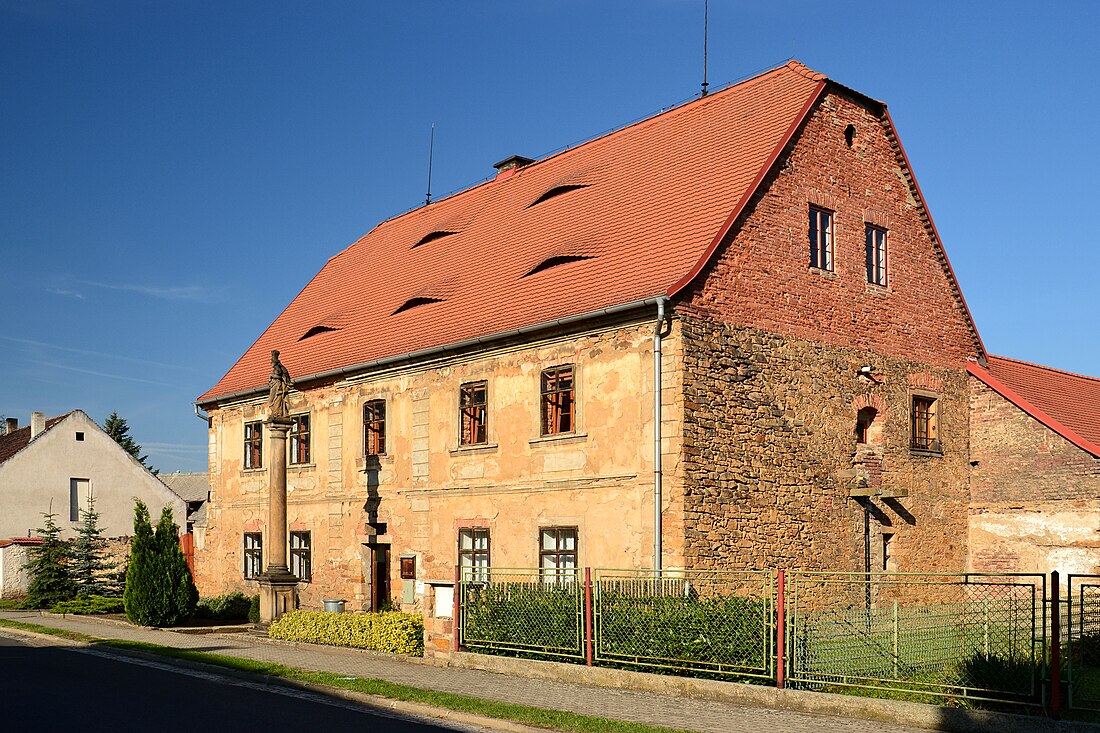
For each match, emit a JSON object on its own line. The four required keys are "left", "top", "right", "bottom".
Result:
{"left": 51, "top": 594, "right": 125, "bottom": 615}
{"left": 248, "top": 594, "right": 260, "bottom": 624}
{"left": 123, "top": 501, "right": 199, "bottom": 626}
{"left": 269, "top": 610, "right": 424, "bottom": 655}
{"left": 194, "top": 591, "right": 252, "bottom": 621}
{"left": 462, "top": 582, "right": 581, "bottom": 655}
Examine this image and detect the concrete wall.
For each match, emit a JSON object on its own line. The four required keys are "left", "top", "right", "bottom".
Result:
{"left": 0, "top": 544, "right": 31, "bottom": 598}
{"left": 674, "top": 90, "right": 978, "bottom": 574}
{"left": 0, "top": 411, "right": 187, "bottom": 540}
{"left": 969, "top": 378, "right": 1100, "bottom": 575}
{"left": 197, "top": 318, "right": 682, "bottom": 611}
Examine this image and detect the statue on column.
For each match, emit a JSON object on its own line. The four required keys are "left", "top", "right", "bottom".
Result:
{"left": 267, "top": 349, "right": 292, "bottom": 420}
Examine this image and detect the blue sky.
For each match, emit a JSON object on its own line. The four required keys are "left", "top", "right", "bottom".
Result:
{"left": 2, "top": 1, "right": 1097, "bottom": 472}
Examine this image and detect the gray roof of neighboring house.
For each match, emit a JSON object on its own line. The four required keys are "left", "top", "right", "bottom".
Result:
{"left": 158, "top": 472, "right": 210, "bottom": 503}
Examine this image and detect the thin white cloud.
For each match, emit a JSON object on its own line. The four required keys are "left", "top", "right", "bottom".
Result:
{"left": 46, "top": 288, "right": 85, "bottom": 299}
{"left": 79, "top": 280, "right": 212, "bottom": 302}
{"left": 35, "top": 361, "right": 179, "bottom": 388}
{"left": 0, "top": 335, "right": 198, "bottom": 372}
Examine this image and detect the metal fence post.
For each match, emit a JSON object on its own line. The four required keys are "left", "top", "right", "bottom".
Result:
{"left": 1051, "top": 570, "right": 1061, "bottom": 719}
{"left": 452, "top": 565, "right": 461, "bottom": 653}
{"left": 776, "top": 569, "right": 786, "bottom": 689}
{"left": 585, "top": 567, "right": 594, "bottom": 666}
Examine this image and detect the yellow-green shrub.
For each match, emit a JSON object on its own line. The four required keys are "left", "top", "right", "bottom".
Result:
{"left": 269, "top": 610, "right": 424, "bottom": 655}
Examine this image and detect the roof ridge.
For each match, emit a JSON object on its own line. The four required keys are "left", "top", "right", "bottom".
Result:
{"left": 988, "top": 354, "right": 1100, "bottom": 384}
{"left": 368, "top": 60, "right": 819, "bottom": 235}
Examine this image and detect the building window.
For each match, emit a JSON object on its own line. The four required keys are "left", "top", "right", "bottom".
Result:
{"left": 855, "top": 407, "right": 878, "bottom": 445}
{"left": 290, "top": 531, "right": 311, "bottom": 582}
{"left": 459, "top": 382, "right": 488, "bottom": 446}
{"left": 539, "top": 526, "right": 578, "bottom": 582}
{"left": 75, "top": 432, "right": 84, "bottom": 441}
{"left": 866, "top": 224, "right": 887, "bottom": 286}
{"left": 540, "top": 366, "right": 575, "bottom": 435}
{"left": 458, "top": 528, "right": 490, "bottom": 581}
{"left": 69, "top": 478, "right": 90, "bottom": 522}
{"left": 809, "top": 206, "right": 834, "bottom": 271}
{"left": 910, "top": 395, "right": 940, "bottom": 451}
{"left": 882, "top": 532, "right": 895, "bottom": 571}
{"left": 243, "top": 532, "right": 263, "bottom": 579}
{"left": 289, "top": 414, "right": 310, "bottom": 464}
{"left": 363, "top": 400, "right": 386, "bottom": 456}
{"left": 244, "top": 421, "right": 263, "bottom": 469}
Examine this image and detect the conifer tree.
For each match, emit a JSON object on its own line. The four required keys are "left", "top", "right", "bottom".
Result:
{"left": 23, "top": 512, "right": 76, "bottom": 608}
{"left": 104, "top": 411, "right": 155, "bottom": 473}
{"left": 123, "top": 501, "right": 197, "bottom": 626}
{"left": 71, "top": 494, "right": 115, "bottom": 597}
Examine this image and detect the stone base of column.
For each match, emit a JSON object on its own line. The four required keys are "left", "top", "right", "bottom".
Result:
{"left": 258, "top": 565, "right": 299, "bottom": 624}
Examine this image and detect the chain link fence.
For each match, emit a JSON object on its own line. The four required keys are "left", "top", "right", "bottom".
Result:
{"left": 459, "top": 568, "right": 584, "bottom": 661}
{"left": 594, "top": 569, "right": 774, "bottom": 680}
{"left": 785, "top": 572, "right": 1046, "bottom": 707}
{"left": 1066, "top": 574, "right": 1100, "bottom": 713}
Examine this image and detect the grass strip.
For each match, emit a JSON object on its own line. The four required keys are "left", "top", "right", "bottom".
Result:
{"left": 0, "top": 622, "right": 689, "bottom": 733}
{"left": 0, "top": 618, "right": 98, "bottom": 643}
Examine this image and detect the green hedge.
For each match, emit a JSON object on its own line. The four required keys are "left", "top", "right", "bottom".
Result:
{"left": 269, "top": 610, "right": 424, "bottom": 655}
{"left": 462, "top": 582, "right": 581, "bottom": 655}
{"left": 51, "top": 594, "right": 125, "bottom": 615}
{"left": 194, "top": 591, "right": 252, "bottom": 621}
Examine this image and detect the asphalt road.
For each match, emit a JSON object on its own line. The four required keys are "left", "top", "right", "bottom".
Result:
{"left": 0, "top": 634, "right": 480, "bottom": 732}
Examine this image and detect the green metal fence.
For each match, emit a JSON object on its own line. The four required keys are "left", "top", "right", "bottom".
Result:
{"left": 594, "top": 569, "right": 774, "bottom": 680}
{"left": 1066, "top": 574, "right": 1100, "bottom": 713}
{"left": 785, "top": 572, "right": 1046, "bottom": 706}
{"left": 459, "top": 568, "right": 584, "bottom": 661}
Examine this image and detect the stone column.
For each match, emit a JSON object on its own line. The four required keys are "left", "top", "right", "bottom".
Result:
{"left": 258, "top": 417, "right": 298, "bottom": 623}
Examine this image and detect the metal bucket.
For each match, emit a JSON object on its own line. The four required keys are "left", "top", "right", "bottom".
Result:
{"left": 322, "top": 599, "right": 346, "bottom": 613}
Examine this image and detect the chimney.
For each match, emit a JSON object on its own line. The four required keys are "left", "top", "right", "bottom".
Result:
{"left": 4, "top": 417, "right": 17, "bottom": 435}
{"left": 492, "top": 155, "right": 534, "bottom": 180}
{"left": 30, "top": 411, "right": 45, "bottom": 439}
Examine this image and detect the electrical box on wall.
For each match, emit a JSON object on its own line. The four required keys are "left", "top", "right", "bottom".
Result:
{"left": 400, "top": 553, "right": 416, "bottom": 604}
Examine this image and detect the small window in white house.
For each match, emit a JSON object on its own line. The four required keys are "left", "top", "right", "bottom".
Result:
{"left": 69, "top": 478, "right": 90, "bottom": 522}
{"left": 75, "top": 432, "right": 85, "bottom": 441}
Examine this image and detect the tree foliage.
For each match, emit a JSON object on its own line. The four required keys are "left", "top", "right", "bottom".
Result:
{"left": 23, "top": 512, "right": 76, "bottom": 608}
{"left": 71, "top": 494, "right": 116, "bottom": 597}
{"left": 123, "top": 501, "right": 198, "bottom": 626}
{"left": 104, "top": 411, "right": 155, "bottom": 473}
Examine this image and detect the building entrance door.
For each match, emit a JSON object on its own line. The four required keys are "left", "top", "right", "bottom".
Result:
{"left": 363, "top": 543, "right": 390, "bottom": 611}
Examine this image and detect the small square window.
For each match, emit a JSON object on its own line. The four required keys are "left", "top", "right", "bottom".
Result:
{"left": 539, "top": 526, "right": 578, "bottom": 583}
{"left": 459, "top": 382, "right": 488, "bottom": 446}
{"left": 540, "top": 366, "right": 575, "bottom": 436}
{"left": 910, "top": 395, "right": 940, "bottom": 452}
{"left": 75, "top": 432, "right": 85, "bottom": 442}
{"left": 243, "top": 532, "right": 263, "bottom": 579}
{"left": 458, "top": 527, "right": 490, "bottom": 581}
{"left": 866, "top": 224, "right": 887, "bottom": 286}
{"left": 289, "top": 414, "right": 310, "bottom": 465}
{"left": 290, "top": 531, "right": 311, "bottom": 582}
{"left": 809, "top": 206, "right": 834, "bottom": 271}
{"left": 244, "top": 421, "right": 263, "bottom": 469}
{"left": 363, "top": 400, "right": 386, "bottom": 456}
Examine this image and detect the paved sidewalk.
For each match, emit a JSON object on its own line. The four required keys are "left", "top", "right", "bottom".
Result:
{"left": 0, "top": 609, "right": 932, "bottom": 733}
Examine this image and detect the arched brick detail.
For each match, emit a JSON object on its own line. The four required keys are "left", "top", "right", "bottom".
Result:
{"left": 851, "top": 393, "right": 887, "bottom": 415}
{"left": 243, "top": 518, "right": 263, "bottom": 532}
{"left": 908, "top": 371, "right": 944, "bottom": 392}
{"left": 289, "top": 521, "right": 308, "bottom": 532}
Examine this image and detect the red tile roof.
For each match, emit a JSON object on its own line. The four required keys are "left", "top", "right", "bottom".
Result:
{"left": 0, "top": 414, "right": 71, "bottom": 466}
{"left": 968, "top": 356, "right": 1100, "bottom": 457}
{"left": 0, "top": 537, "right": 44, "bottom": 548}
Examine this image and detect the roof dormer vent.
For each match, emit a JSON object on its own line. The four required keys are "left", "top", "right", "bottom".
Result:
{"left": 492, "top": 155, "right": 534, "bottom": 180}
{"left": 392, "top": 296, "right": 444, "bottom": 315}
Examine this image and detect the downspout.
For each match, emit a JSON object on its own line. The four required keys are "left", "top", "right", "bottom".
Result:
{"left": 193, "top": 403, "right": 211, "bottom": 427}
{"left": 653, "top": 297, "right": 667, "bottom": 573}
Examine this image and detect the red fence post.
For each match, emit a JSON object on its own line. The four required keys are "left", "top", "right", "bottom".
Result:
{"left": 585, "top": 567, "right": 594, "bottom": 666}
{"left": 1051, "top": 570, "right": 1061, "bottom": 719}
{"left": 776, "top": 569, "right": 786, "bottom": 689}
{"left": 452, "top": 565, "right": 461, "bottom": 654}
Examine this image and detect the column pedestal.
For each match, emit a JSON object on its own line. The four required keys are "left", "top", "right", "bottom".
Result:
{"left": 259, "top": 418, "right": 298, "bottom": 624}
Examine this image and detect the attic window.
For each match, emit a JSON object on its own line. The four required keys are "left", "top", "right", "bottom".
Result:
{"left": 414, "top": 230, "right": 457, "bottom": 248}
{"left": 299, "top": 325, "right": 339, "bottom": 341}
{"left": 528, "top": 184, "right": 588, "bottom": 208}
{"left": 393, "top": 296, "right": 444, "bottom": 315}
{"left": 523, "top": 255, "right": 594, "bottom": 278}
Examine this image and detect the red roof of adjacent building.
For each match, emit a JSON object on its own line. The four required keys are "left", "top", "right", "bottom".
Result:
{"left": 0, "top": 414, "right": 70, "bottom": 466}
{"left": 968, "top": 356, "right": 1100, "bottom": 457}
{"left": 198, "top": 60, "right": 981, "bottom": 405}
{"left": 0, "top": 537, "right": 44, "bottom": 548}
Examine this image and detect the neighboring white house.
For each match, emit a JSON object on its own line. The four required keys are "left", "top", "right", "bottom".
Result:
{"left": 0, "top": 411, "right": 187, "bottom": 541}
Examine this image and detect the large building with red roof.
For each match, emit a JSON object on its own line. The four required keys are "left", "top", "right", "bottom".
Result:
{"left": 193, "top": 60, "right": 1095, "bottom": 621}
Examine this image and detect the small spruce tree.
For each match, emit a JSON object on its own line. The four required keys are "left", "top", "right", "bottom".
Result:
{"left": 23, "top": 512, "right": 76, "bottom": 608}
{"left": 104, "top": 411, "right": 156, "bottom": 473}
{"left": 123, "top": 500, "right": 197, "bottom": 626}
{"left": 71, "top": 494, "right": 115, "bottom": 597}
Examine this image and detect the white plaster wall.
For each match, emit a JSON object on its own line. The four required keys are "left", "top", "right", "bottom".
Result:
{"left": 0, "top": 545, "right": 31, "bottom": 598}
{"left": 0, "top": 411, "right": 187, "bottom": 539}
